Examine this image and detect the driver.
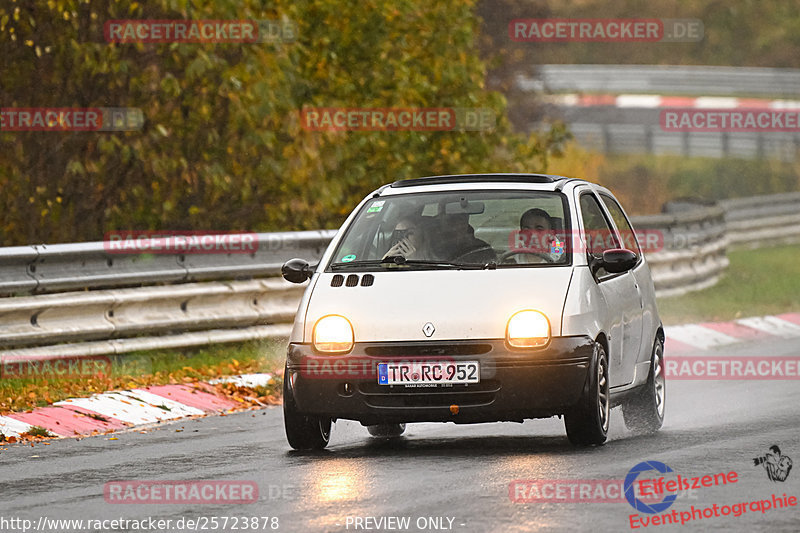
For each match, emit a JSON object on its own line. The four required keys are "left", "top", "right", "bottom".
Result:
{"left": 432, "top": 213, "right": 496, "bottom": 263}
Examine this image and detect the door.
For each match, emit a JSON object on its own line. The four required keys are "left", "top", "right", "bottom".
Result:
{"left": 578, "top": 192, "right": 643, "bottom": 386}
{"left": 598, "top": 192, "right": 646, "bottom": 379}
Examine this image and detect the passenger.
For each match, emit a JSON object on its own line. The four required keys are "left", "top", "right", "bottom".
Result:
{"left": 517, "top": 208, "right": 557, "bottom": 263}
{"left": 383, "top": 216, "right": 430, "bottom": 260}
{"left": 520, "top": 208, "right": 553, "bottom": 232}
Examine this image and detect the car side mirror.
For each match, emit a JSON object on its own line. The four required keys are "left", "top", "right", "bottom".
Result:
{"left": 282, "top": 258, "right": 315, "bottom": 283}
{"left": 601, "top": 248, "right": 638, "bottom": 273}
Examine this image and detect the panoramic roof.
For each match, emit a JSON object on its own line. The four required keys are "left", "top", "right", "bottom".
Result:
{"left": 390, "top": 173, "right": 581, "bottom": 188}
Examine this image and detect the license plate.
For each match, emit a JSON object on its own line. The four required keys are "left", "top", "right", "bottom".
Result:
{"left": 377, "top": 361, "right": 480, "bottom": 385}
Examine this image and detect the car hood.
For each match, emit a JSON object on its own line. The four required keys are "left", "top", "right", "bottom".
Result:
{"left": 301, "top": 268, "right": 574, "bottom": 343}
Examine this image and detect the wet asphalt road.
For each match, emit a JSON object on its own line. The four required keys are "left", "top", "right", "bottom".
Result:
{"left": 2, "top": 337, "right": 799, "bottom": 533}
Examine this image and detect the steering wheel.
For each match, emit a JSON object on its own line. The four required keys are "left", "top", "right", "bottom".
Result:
{"left": 499, "top": 250, "right": 554, "bottom": 263}
{"left": 451, "top": 245, "right": 496, "bottom": 263}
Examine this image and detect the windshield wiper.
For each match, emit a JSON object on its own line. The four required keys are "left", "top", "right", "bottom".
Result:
{"left": 330, "top": 258, "right": 483, "bottom": 270}
{"left": 385, "top": 257, "right": 486, "bottom": 269}
{"left": 330, "top": 260, "right": 384, "bottom": 270}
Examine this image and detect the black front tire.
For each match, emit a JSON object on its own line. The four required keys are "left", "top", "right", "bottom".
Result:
{"left": 367, "top": 423, "right": 406, "bottom": 437}
{"left": 283, "top": 373, "right": 331, "bottom": 450}
{"left": 564, "top": 342, "right": 610, "bottom": 446}
{"left": 622, "top": 337, "right": 665, "bottom": 435}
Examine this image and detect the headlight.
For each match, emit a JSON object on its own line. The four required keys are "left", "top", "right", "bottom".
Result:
{"left": 313, "top": 315, "right": 354, "bottom": 353}
{"left": 506, "top": 310, "right": 550, "bottom": 349}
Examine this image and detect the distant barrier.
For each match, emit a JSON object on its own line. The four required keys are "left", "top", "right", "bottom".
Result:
{"left": 634, "top": 204, "right": 729, "bottom": 297}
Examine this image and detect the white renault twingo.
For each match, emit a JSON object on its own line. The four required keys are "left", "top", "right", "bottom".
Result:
{"left": 281, "top": 174, "right": 665, "bottom": 449}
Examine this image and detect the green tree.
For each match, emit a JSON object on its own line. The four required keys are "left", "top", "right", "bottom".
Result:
{"left": 0, "top": 0, "right": 567, "bottom": 245}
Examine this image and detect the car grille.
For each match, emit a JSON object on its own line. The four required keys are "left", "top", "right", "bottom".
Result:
{"left": 363, "top": 343, "right": 492, "bottom": 357}
{"left": 358, "top": 380, "right": 500, "bottom": 408}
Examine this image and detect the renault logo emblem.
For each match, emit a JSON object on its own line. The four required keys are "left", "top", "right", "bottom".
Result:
{"left": 422, "top": 322, "right": 435, "bottom": 337}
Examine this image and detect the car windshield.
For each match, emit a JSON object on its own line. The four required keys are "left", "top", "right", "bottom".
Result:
{"left": 328, "top": 190, "right": 571, "bottom": 270}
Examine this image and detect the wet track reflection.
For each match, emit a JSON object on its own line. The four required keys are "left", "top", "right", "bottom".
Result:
{"left": 2, "top": 337, "right": 799, "bottom": 532}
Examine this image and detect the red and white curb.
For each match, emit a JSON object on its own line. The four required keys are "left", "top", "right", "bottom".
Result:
{"left": 545, "top": 94, "right": 800, "bottom": 110}
{"left": 665, "top": 313, "right": 800, "bottom": 354}
{"left": 0, "top": 373, "right": 273, "bottom": 439}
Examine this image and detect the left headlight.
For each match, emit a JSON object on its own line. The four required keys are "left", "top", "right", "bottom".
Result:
{"left": 506, "top": 310, "right": 551, "bottom": 349}
{"left": 313, "top": 315, "right": 354, "bottom": 353}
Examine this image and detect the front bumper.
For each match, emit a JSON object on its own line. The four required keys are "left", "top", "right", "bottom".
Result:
{"left": 285, "top": 336, "right": 595, "bottom": 424}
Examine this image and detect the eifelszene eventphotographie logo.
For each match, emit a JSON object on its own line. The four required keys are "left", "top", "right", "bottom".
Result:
{"left": 624, "top": 461, "right": 679, "bottom": 514}
{"left": 753, "top": 445, "right": 793, "bottom": 482}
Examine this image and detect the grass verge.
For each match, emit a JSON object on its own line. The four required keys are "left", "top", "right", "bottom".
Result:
{"left": 657, "top": 244, "right": 800, "bottom": 325}
{"left": 0, "top": 338, "right": 287, "bottom": 414}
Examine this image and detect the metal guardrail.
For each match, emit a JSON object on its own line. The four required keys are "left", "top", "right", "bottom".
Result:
{"left": 519, "top": 65, "right": 800, "bottom": 97}
{"left": 0, "top": 230, "right": 336, "bottom": 295}
{"left": 556, "top": 121, "right": 800, "bottom": 162}
{"left": 635, "top": 205, "right": 729, "bottom": 297}
{"left": 720, "top": 192, "right": 800, "bottom": 247}
{"left": 0, "top": 279, "right": 302, "bottom": 348}
{"left": 1, "top": 193, "right": 799, "bottom": 360}
{"left": 0, "top": 231, "right": 333, "bottom": 360}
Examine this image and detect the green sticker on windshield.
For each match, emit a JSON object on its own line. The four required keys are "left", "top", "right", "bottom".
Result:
{"left": 341, "top": 254, "right": 356, "bottom": 262}
{"left": 366, "top": 200, "right": 385, "bottom": 213}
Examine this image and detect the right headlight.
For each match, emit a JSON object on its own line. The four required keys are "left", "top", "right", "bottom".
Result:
{"left": 506, "top": 310, "right": 551, "bottom": 349}
{"left": 313, "top": 315, "right": 354, "bottom": 354}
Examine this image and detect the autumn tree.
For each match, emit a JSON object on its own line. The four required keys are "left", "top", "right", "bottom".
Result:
{"left": 0, "top": 0, "right": 567, "bottom": 245}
